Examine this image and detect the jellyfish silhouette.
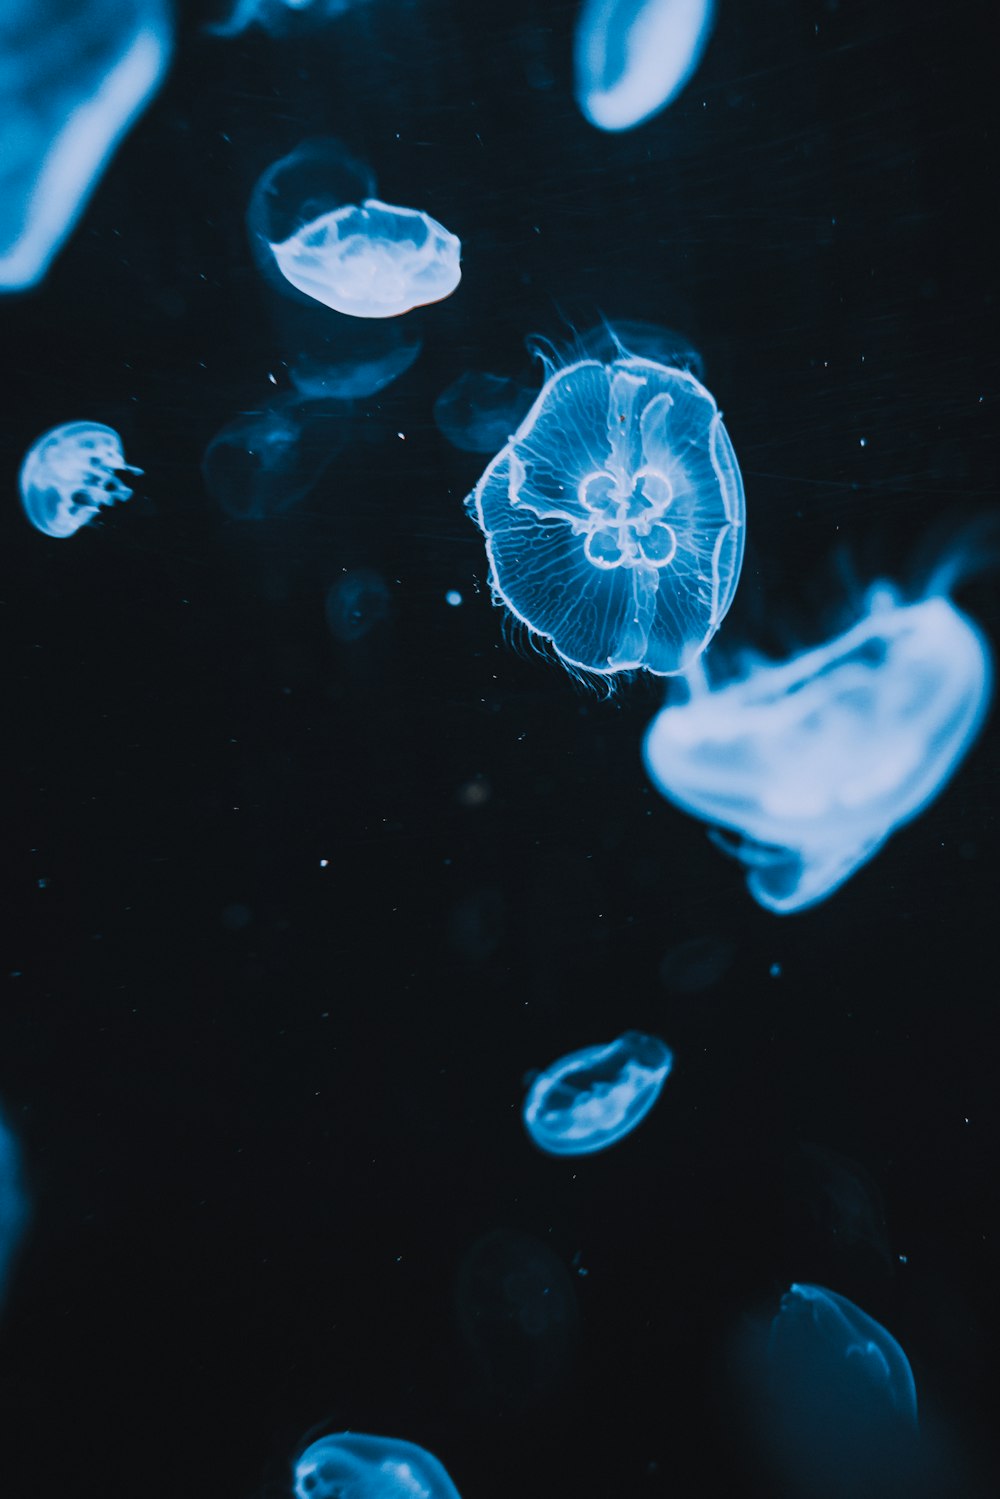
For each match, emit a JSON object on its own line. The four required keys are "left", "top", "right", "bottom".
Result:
{"left": 466, "top": 328, "right": 745, "bottom": 677}
{"left": 643, "top": 584, "right": 993, "bottom": 913}
{"left": 293, "top": 1432, "right": 462, "bottom": 1499}
{"left": 201, "top": 398, "right": 349, "bottom": 521}
{"left": 208, "top": 0, "right": 365, "bottom": 37}
{"left": 524, "top": 1030, "right": 673, "bottom": 1155}
{"left": 1, "top": 0, "right": 172, "bottom": 290}
{"left": 0, "top": 1107, "right": 28, "bottom": 1311}
{"left": 434, "top": 371, "right": 536, "bottom": 454}
{"left": 19, "top": 421, "right": 141, "bottom": 538}
{"left": 575, "top": 0, "right": 716, "bottom": 133}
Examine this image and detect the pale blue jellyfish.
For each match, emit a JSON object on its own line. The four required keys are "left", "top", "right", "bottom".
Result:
{"left": 575, "top": 0, "right": 716, "bottom": 133}
{"left": 434, "top": 372, "right": 536, "bottom": 454}
{"left": 290, "top": 332, "right": 422, "bottom": 400}
{"left": 0, "top": 0, "right": 172, "bottom": 291}
{"left": 202, "top": 399, "right": 349, "bottom": 521}
{"left": 643, "top": 586, "right": 993, "bottom": 913}
{"left": 208, "top": 0, "right": 364, "bottom": 37}
{"left": 524, "top": 1030, "right": 673, "bottom": 1156}
{"left": 467, "top": 333, "right": 745, "bottom": 677}
{"left": 0, "top": 1107, "right": 28, "bottom": 1311}
{"left": 293, "top": 1432, "right": 461, "bottom": 1499}
{"left": 19, "top": 421, "right": 141, "bottom": 538}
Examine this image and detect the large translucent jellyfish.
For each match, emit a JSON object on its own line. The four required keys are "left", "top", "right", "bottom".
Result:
{"left": 0, "top": 1107, "right": 28, "bottom": 1311}
{"left": 574, "top": 0, "right": 716, "bottom": 133}
{"left": 523, "top": 1031, "right": 673, "bottom": 1156}
{"left": 19, "top": 421, "right": 141, "bottom": 538}
{"left": 0, "top": 0, "right": 172, "bottom": 291}
{"left": 201, "top": 399, "right": 349, "bottom": 521}
{"left": 466, "top": 331, "right": 745, "bottom": 677}
{"left": 293, "top": 1432, "right": 462, "bottom": 1499}
{"left": 643, "top": 586, "right": 993, "bottom": 913}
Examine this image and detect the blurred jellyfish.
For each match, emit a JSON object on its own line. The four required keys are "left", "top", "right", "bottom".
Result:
{"left": 454, "top": 1228, "right": 579, "bottom": 1408}
{"left": 575, "top": 0, "right": 716, "bottom": 133}
{"left": 208, "top": 0, "right": 364, "bottom": 37}
{"left": 19, "top": 421, "right": 141, "bottom": 538}
{"left": 466, "top": 326, "right": 745, "bottom": 677}
{"left": 202, "top": 397, "right": 349, "bottom": 521}
{"left": 290, "top": 331, "right": 422, "bottom": 400}
{"left": 434, "top": 371, "right": 536, "bottom": 454}
{"left": 524, "top": 1030, "right": 673, "bottom": 1156}
{"left": 788, "top": 1143, "right": 892, "bottom": 1273}
{"left": 325, "top": 569, "right": 391, "bottom": 642}
{"left": 293, "top": 1432, "right": 462, "bottom": 1499}
{"left": 0, "top": 0, "right": 172, "bottom": 291}
{"left": 0, "top": 1108, "right": 28, "bottom": 1310}
{"left": 643, "top": 586, "right": 993, "bottom": 914}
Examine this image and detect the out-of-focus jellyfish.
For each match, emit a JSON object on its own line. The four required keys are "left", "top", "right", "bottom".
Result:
{"left": 524, "top": 1030, "right": 673, "bottom": 1156}
{"left": 434, "top": 372, "right": 536, "bottom": 454}
{"left": 788, "top": 1144, "right": 892, "bottom": 1273}
{"left": 0, "top": 0, "right": 172, "bottom": 291}
{"left": 454, "top": 1228, "right": 579, "bottom": 1409}
{"left": 202, "top": 398, "right": 349, "bottom": 521}
{"left": 208, "top": 0, "right": 363, "bottom": 38}
{"left": 643, "top": 586, "right": 993, "bottom": 913}
{"left": 290, "top": 332, "right": 422, "bottom": 400}
{"left": 466, "top": 326, "right": 745, "bottom": 678}
{"left": 293, "top": 1432, "right": 462, "bottom": 1499}
{"left": 575, "top": 0, "right": 716, "bottom": 133}
{"left": 19, "top": 421, "right": 141, "bottom": 538}
{"left": 0, "top": 1107, "right": 28, "bottom": 1311}
{"left": 771, "top": 1285, "right": 918, "bottom": 1425}
{"left": 325, "top": 569, "right": 391, "bottom": 642}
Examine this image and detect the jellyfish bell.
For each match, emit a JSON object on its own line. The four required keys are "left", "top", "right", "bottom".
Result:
{"left": 0, "top": 1106, "right": 29, "bottom": 1312}
{"left": 466, "top": 324, "right": 745, "bottom": 679}
{"left": 19, "top": 420, "right": 142, "bottom": 538}
{"left": 246, "top": 137, "right": 376, "bottom": 293}
{"left": 523, "top": 1030, "right": 674, "bottom": 1156}
{"left": 575, "top": 0, "right": 716, "bottom": 133}
{"left": 434, "top": 370, "right": 537, "bottom": 454}
{"left": 293, "top": 1431, "right": 462, "bottom": 1499}
{"left": 201, "top": 396, "right": 350, "bottom": 521}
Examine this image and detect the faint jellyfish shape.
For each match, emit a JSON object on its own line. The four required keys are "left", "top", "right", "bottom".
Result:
{"left": 290, "top": 330, "right": 422, "bottom": 400}
{"left": 643, "top": 585, "right": 993, "bottom": 913}
{"left": 575, "top": 0, "right": 716, "bottom": 133}
{"left": 788, "top": 1143, "right": 892, "bottom": 1272}
{"left": 293, "top": 1432, "right": 462, "bottom": 1499}
{"left": 454, "top": 1228, "right": 579, "bottom": 1408}
{"left": 325, "top": 569, "right": 391, "bottom": 642}
{"left": 524, "top": 1030, "right": 673, "bottom": 1156}
{"left": 248, "top": 138, "right": 376, "bottom": 288}
{"left": 0, "top": 1107, "right": 28, "bottom": 1311}
{"left": 433, "top": 371, "right": 536, "bottom": 454}
{"left": 467, "top": 326, "right": 745, "bottom": 677}
{"left": 659, "top": 933, "right": 734, "bottom": 994}
{"left": 202, "top": 397, "right": 349, "bottom": 521}
{"left": 0, "top": 0, "right": 172, "bottom": 290}
{"left": 208, "top": 0, "right": 363, "bottom": 37}
{"left": 19, "top": 421, "right": 141, "bottom": 538}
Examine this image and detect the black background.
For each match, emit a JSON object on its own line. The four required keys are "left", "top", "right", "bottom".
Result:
{"left": 2, "top": 1, "right": 997, "bottom": 1495}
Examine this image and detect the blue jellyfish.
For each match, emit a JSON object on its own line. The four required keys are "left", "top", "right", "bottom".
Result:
{"left": 0, "top": 1107, "right": 28, "bottom": 1311}
{"left": 290, "top": 332, "right": 422, "bottom": 400}
{"left": 467, "top": 331, "right": 745, "bottom": 677}
{"left": 643, "top": 585, "right": 993, "bottom": 913}
{"left": 293, "top": 1432, "right": 462, "bottom": 1499}
{"left": 19, "top": 421, "right": 141, "bottom": 538}
{"left": 1, "top": 0, "right": 172, "bottom": 291}
{"left": 434, "top": 371, "right": 536, "bottom": 455}
{"left": 575, "top": 0, "right": 716, "bottom": 133}
{"left": 208, "top": 0, "right": 364, "bottom": 37}
{"left": 524, "top": 1031, "right": 673, "bottom": 1156}
{"left": 325, "top": 569, "right": 391, "bottom": 642}
{"left": 202, "top": 398, "right": 349, "bottom": 521}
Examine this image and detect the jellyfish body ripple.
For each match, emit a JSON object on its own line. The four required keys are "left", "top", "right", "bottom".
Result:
{"left": 294, "top": 1432, "right": 461, "bottom": 1499}
{"left": 467, "top": 352, "right": 744, "bottom": 677}
{"left": 575, "top": 0, "right": 716, "bottom": 133}
{"left": 643, "top": 587, "right": 993, "bottom": 913}
{"left": 524, "top": 1030, "right": 673, "bottom": 1156}
{"left": 19, "top": 421, "right": 141, "bottom": 538}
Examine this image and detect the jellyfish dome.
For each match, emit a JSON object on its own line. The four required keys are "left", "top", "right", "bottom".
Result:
{"left": 524, "top": 1030, "right": 674, "bottom": 1156}
{"left": 19, "top": 420, "right": 141, "bottom": 538}
{"left": 643, "top": 587, "right": 993, "bottom": 913}
{"left": 0, "top": 1107, "right": 28, "bottom": 1310}
{"left": 467, "top": 348, "right": 745, "bottom": 676}
{"left": 293, "top": 1431, "right": 462, "bottom": 1499}
{"left": 575, "top": 0, "right": 716, "bottom": 133}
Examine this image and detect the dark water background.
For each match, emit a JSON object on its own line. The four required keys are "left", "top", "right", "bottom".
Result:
{"left": 2, "top": 1, "right": 998, "bottom": 1494}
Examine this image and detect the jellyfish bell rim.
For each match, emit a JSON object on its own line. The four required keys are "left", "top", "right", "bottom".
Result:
{"left": 523, "top": 1031, "right": 674, "bottom": 1157}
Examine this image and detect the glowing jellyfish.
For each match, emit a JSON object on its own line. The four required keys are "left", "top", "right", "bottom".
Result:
{"left": 575, "top": 0, "right": 716, "bottom": 132}
{"left": 0, "top": 1107, "right": 28, "bottom": 1311}
{"left": 0, "top": 0, "right": 172, "bottom": 291}
{"left": 434, "top": 372, "right": 536, "bottom": 454}
{"left": 771, "top": 1285, "right": 917, "bottom": 1425}
{"left": 643, "top": 586, "right": 993, "bottom": 913}
{"left": 293, "top": 1432, "right": 462, "bottom": 1499}
{"left": 19, "top": 421, "right": 141, "bottom": 538}
{"left": 202, "top": 399, "right": 349, "bottom": 521}
{"left": 208, "top": 0, "right": 363, "bottom": 37}
{"left": 466, "top": 331, "right": 745, "bottom": 677}
{"left": 524, "top": 1030, "right": 673, "bottom": 1156}
{"left": 290, "top": 331, "right": 422, "bottom": 400}
{"left": 325, "top": 569, "right": 391, "bottom": 642}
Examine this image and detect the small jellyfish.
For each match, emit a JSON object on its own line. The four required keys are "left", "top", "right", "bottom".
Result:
{"left": 202, "top": 398, "right": 349, "bottom": 521}
{"left": 643, "top": 586, "right": 993, "bottom": 913}
{"left": 325, "top": 569, "right": 391, "bottom": 642}
{"left": 271, "top": 198, "right": 461, "bottom": 320}
{"left": 19, "top": 421, "right": 141, "bottom": 538}
{"left": 434, "top": 371, "right": 536, "bottom": 454}
{"left": 293, "top": 1432, "right": 462, "bottom": 1499}
{"left": 290, "top": 331, "right": 422, "bottom": 400}
{"left": 466, "top": 327, "right": 745, "bottom": 677}
{"left": 208, "top": 0, "right": 363, "bottom": 37}
{"left": 1, "top": 0, "right": 172, "bottom": 290}
{"left": 524, "top": 1030, "right": 673, "bottom": 1156}
{"left": 0, "top": 1107, "right": 28, "bottom": 1311}
{"left": 575, "top": 0, "right": 716, "bottom": 133}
